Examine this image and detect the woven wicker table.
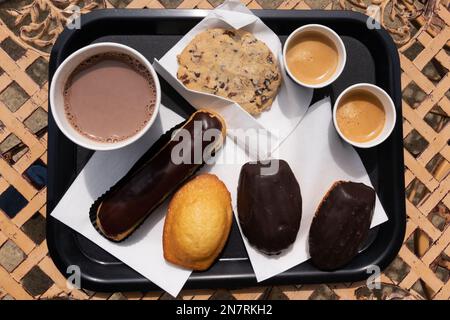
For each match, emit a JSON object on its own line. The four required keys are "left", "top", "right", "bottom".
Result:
{"left": 0, "top": 0, "right": 448, "bottom": 300}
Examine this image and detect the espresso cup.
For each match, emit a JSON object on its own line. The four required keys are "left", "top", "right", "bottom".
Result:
{"left": 50, "top": 42, "right": 161, "bottom": 151}
{"left": 333, "top": 83, "right": 396, "bottom": 148}
{"left": 283, "top": 24, "right": 346, "bottom": 89}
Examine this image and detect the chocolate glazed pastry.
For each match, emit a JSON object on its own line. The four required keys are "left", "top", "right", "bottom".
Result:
{"left": 308, "top": 181, "right": 376, "bottom": 271}
{"left": 237, "top": 160, "right": 302, "bottom": 255}
{"left": 90, "top": 110, "right": 226, "bottom": 242}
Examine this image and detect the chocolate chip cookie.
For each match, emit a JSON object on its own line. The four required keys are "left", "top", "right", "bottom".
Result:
{"left": 177, "top": 28, "right": 281, "bottom": 116}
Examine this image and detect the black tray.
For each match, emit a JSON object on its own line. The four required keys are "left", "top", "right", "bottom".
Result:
{"left": 47, "top": 9, "right": 405, "bottom": 292}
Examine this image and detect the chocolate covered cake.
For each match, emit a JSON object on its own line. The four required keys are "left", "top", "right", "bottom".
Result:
{"left": 308, "top": 181, "right": 376, "bottom": 270}
{"left": 237, "top": 160, "right": 302, "bottom": 255}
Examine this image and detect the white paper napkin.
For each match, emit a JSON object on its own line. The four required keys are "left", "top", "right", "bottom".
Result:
{"left": 50, "top": 106, "right": 192, "bottom": 297}
{"left": 201, "top": 97, "right": 388, "bottom": 282}
{"left": 154, "top": 0, "right": 313, "bottom": 158}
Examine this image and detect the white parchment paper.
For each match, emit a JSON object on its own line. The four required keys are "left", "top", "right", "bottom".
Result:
{"left": 154, "top": 0, "right": 313, "bottom": 157}
{"left": 51, "top": 106, "right": 192, "bottom": 297}
{"left": 202, "top": 97, "right": 388, "bottom": 281}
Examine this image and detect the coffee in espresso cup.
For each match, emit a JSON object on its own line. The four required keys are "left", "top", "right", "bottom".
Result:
{"left": 283, "top": 24, "right": 346, "bottom": 88}
{"left": 333, "top": 83, "right": 396, "bottom": 148}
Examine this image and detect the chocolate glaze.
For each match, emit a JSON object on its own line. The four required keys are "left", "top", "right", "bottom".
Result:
{"left": 96, "top": 110, "right": 224, "bottom": 239}
{"left": 237, "top": 160, "right": 302, "bottom": 255}
{"left": 308, "top": 181, "right": 375, "bottom": 271}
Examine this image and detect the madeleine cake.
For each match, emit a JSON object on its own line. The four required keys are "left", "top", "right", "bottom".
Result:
{"left": 163, "top": 174, "right": 232, "bottom": 270}
{"left": 237, "top": 160, "right": 302, "bottom": 255}
{"left": 308, "top": 181, "right": 376, "bottom": 270}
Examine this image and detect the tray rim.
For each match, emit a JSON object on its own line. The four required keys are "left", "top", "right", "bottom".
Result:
{"left": 46, "top": 8, "right": 406, "bottom": 293}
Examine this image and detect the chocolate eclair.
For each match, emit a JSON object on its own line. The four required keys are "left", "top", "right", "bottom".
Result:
{"left": 237, "top": 160, "right": 302, "bottom": 255}
{"left": 91, "top": 109, "right": 226, "bottom": 242}
{"left": 308, "top": 181, "right": 376, "bottom": 271}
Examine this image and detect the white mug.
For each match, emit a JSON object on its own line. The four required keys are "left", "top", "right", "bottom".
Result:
{"left": 49, "top": 42, "right": 161, "bottom": 151}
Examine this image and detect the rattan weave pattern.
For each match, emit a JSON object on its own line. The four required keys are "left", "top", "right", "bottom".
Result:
{"left": 0, "top": 0, "right": 448, "bottom": 300}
